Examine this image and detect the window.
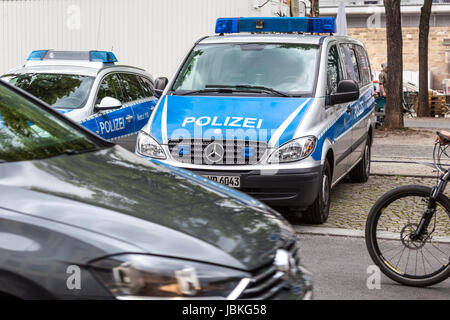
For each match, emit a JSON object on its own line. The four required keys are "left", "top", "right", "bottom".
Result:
{"left": 0, "top": 84, "right": 96, "bottom": 163}
{"left": 139, "top": 76, "right": 155, "bottom": 97}
{"left": 172, "top": 43, "right": 320, "bottom": 95}
{"left": 2, "top": 73, "right": 94, "bottom": 109}
{"left": 340, "top": 44, "right": 360, "bottom": 85}
{"left": 96, "top": 73, "right": 124, "bottom": 105}
{"left": 119, "top": 73, "right": 146, "bottom": 101}
{"left": 354, "top": 45, "right": 372, "bottom": 86}
{"left": 327, "top": 45, "right": 343, "bottom": 94}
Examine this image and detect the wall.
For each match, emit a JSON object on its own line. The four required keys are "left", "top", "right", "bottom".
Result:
{"left": 0, "top": 0, "right": 256, "bottom": 78}
{"left": 348, "top": 27, "right": 450, "bottom": 89}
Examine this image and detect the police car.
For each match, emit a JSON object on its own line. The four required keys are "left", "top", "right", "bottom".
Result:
{"left": 1, "top": 50, "right": 157, "bottom": 150}
{"left": 137, "top": 17, "right": 376, "bottom": 224}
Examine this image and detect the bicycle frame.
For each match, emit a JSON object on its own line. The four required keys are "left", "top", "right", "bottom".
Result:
{"left": 412, "top": 158, "right": 449, "bottom": 241}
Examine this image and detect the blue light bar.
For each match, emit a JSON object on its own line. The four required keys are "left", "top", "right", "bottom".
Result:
{"left": 89, "top": 51, "right": 118, "bottom": 63}
{"left": 26, "top": 50, "right": 118, "bottom": 63}
{"left": 27, "top": 50, "right": 48, "bottom": 61}
{"left": 308, "top": 17, "right": 336, "bottom": 34}
{"left": 239, "top": 17, "right": 308, "bottom": 33}
{"left": 215, "top": 17, "right": 336, "bottom": 34}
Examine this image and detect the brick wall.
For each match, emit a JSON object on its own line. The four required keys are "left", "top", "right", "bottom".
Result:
{"left": 347, "top": 27, "right": 450, "bottom": 89}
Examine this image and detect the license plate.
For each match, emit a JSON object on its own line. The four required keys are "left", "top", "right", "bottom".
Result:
{"left": 202, "top": 175, "right": 241, "bottom": 188}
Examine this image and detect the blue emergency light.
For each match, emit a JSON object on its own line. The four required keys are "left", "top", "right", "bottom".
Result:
{"left": 89, "top": 51, "right": 118, "bottom": 63}
{"left": 215, "top": 17, "right": 336, "bottom": 34}
{"left": 27, "top": 50, "right": 48, "bottom": 61}
{"left": 26, "top": 50, "right": 118, "bottom": 63}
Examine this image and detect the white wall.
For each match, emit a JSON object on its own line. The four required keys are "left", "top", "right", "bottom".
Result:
{"left": 0, "top": 0, "right": 283, "bottom": 78}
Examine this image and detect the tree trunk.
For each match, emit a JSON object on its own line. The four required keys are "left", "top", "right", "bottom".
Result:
{"left": 310, "top": 0, "right": 319, "bottom": 17}
{"left": 417, "top": 0, "right": 433, "bottom": 117}
{"left": 383, "top": 0, "right": 404, "bottom": 129}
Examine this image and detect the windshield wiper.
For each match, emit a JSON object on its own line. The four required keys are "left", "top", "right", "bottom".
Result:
{"left": 206, "top": 84, "right": 292, "bottom": 97}
{"left": 175, "top": 88, "right": 234, "bottom": 96}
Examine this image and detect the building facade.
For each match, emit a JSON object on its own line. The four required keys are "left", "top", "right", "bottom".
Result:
{"left": 319, "top": 1, "right": 450, "bottom": 90}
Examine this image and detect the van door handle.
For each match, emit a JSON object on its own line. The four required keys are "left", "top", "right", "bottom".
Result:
{"left": 347, "top": 106, "right": 352, "bottom": 114}
{"left": 126, "top": 115, "right": 134, "bottom": 123}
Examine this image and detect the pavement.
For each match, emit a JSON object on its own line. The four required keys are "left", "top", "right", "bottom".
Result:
{"left": 294, "top": 117, "right": 450, "bottom": 236}
{"left": 297, "top": 234, "right": 450, "bottom": 300}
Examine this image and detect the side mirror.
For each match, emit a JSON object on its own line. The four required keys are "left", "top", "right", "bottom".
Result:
{"left": 329, "top": 80, "right": 360, "bottom": 105}
{"left": 95, "top": 97, "right": 122, "bottom": 112}
{"left": 154, "top": 77, "right": 168, "bottom": 98}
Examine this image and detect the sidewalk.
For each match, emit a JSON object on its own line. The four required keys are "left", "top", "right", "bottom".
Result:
{"left": 371, "top": 120, "right": 448, "bottom": 177}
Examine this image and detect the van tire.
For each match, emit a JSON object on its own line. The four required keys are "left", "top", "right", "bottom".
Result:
{"left": 302, "top": 160, "right": 331, "bottom": 224}
{"left": 349, "top": 136, "right": 371, "bottom": 183}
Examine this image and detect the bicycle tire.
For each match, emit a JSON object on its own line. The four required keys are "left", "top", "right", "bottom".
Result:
{"left": 365, "top": 185, "right": 450, "bottom": 287}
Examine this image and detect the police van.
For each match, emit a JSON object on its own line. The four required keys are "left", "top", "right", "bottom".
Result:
{"left": 137, "top": 17, "right": 376, "bottom": 224}
{"left": 1, "top": 50, "right": 157, "bottom": 150}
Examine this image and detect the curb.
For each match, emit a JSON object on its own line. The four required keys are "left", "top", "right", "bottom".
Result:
{"left": 294, "top": 226, "right": 450, "bottom": 244}
{"left": 370, "top": 173, "right": 438, "bottom": 179}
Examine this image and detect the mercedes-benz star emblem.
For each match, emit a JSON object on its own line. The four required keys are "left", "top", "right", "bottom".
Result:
{"left": 204, "top": 143, "right": 225, "bottom": 163}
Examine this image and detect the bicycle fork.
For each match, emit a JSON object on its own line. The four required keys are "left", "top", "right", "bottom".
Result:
{"left": 411, "top": 171, "right": 449, "bottom": 241}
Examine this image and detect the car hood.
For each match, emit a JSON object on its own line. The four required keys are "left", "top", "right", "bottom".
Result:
{"left": 0, "top": 146, "right": 295, "bottom": 270}
{"left": 149, "top": 95, "right": 313, "bottom": 146}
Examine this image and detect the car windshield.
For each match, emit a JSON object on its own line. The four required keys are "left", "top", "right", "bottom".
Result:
{"left": 2, "top": 73, "right": 94, "bottom": 109}
{"left": 172, "top": 43, "right": 319, "bottom": 96}
{"left": 0, "top": 83, "right": 98, "bottom": 163}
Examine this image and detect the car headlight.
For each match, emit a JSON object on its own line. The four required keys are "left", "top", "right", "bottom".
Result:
{"left": 90, "top": 254, "right": 246, "bottom": 299}
{"left": 268, "top": 136, "right": 316, "bottom": 164}
{"left": 136, "top": 131, "right": 166, "bottom": 159}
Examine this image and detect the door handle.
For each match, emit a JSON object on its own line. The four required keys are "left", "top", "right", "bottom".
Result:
{"left": 347, "top": 106, "right": 352, "bottom": 114}
{"left": 126, "top": 115, "right": 134, "bottom": 123}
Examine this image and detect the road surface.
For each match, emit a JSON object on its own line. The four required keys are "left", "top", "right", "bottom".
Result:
{"left": 296, "top": 234, "right": 450, "bottom": 300}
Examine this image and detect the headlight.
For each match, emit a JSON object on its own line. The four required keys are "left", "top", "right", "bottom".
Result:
{"left": 90, "top": 254, "right": 246, "bottom": 299}
{"left": 268, "top": 136, "right": 316, "bottom": 164}
{"left": 136, "top": 131, "right": 166, "bottom": 159}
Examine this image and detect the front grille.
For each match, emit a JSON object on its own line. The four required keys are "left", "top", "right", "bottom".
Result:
{"left": 168, "top": 139, "right": 268, "bottom": 165}
{"left": 238, "top": 241, "right": 300, "bottom": 300}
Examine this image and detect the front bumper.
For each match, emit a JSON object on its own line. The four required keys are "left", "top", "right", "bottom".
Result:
{"left": 189, "top": 166, "right": 323, "bottom": 210}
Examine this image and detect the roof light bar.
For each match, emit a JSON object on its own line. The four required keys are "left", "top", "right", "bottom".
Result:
{"left": 215, "top": 17, "right": 336, "bottom": 34}
{"left": 25, "top": 50, "right": 118, "bottom": 63}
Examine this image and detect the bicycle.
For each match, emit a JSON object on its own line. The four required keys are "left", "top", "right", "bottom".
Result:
{"left": 365, "top": 132, "right": 450, "bottom": 287}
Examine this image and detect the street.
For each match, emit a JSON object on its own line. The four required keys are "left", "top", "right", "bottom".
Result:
{"left": 296, "top": 234, "right": 450, "bottom": 300}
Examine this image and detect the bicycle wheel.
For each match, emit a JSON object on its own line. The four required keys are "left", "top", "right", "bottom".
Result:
{"left": 365, "top": 185, "right": 450, "bottom": 287}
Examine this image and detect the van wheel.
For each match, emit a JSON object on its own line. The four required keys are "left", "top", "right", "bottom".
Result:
{"left": 302, "top": 160, "right": 331, "bottom": 224}
{"left": 349, "top": 136, "right": 371, "bottom": 183}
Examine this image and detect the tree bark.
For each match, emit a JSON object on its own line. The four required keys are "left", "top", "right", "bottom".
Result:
{"left": 310, "top": 0, "right": 319, "bottom": 17}
{"left": 383, "top": 0, "right": 404, "bottom": 129}
{"left": 417, "top": 0, "right": 433, "bottom": 117}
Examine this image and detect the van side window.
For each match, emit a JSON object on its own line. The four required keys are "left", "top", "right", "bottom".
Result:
{"left": 96, "top": 73, "right": 124, "bottom": 105}
{"left": 340, "top": 44, "right": 360, "bottom": 85}
{"left": 355, "top": 45, "right": 372, "bottom": 86}
{"left": 327, "top": 45, "right": 343, "bottom": 94}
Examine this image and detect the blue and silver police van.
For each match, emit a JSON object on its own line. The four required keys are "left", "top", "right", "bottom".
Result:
{"left": 1, "top": 50, "right": 157, "bottom": 151}
{"left": 137, "top": 17, "right": 376, "bottom": 224}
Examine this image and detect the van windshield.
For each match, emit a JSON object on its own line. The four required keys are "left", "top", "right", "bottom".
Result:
{"left": 172, "top": 43, "right": 319, "bottom": 96}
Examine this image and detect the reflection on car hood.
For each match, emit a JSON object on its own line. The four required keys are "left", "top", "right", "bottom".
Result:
{"left": 0, "top": 146, "right": 295, "bottom": 270}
